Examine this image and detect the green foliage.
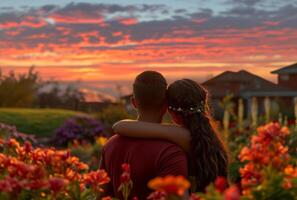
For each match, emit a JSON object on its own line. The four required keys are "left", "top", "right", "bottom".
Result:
{"left": 287, "top": 125, "right": 297, "bottom": 161}
{"left": 248, "top": 167, "right": 297, "bottom": 200}
{"left": 0, "top": 67, "right": 39, "bottom": 107}
{"left": 219, "top": 94, "right": 236, "bottom": 117}
{"left": 37, "top": 82, "right": 84, "bottom": 110}
{"left": 70, "top": 142, "right": 103, "bottom": 170}
{"left": 95, "top": 104, "right": 135, "bottom": 129}
{"left": 0, "top": 67, "right": 85, "bottom": 111}
{"left": 0, "top": 108, "right": 88, "bottom": 137}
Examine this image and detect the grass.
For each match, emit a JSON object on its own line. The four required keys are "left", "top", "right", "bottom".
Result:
{"left": 0, "top": 108, "right": 89, "bottom": 137}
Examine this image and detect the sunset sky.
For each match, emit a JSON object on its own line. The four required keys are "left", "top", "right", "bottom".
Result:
{"left": 1, "top": 0, "right": 297, "bottom": 97}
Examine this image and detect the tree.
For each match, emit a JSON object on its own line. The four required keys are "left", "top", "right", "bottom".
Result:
{"left": 0, "top": 67, "right": 39, "bottom": 107}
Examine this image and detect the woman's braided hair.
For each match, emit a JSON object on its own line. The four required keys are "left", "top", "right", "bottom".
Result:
{"left": 167, "top": 79, "right": 229, "bottom": 191}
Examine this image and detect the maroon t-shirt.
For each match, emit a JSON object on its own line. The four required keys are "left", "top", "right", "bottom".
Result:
{"left": 100, "top": 135, "right": 188, "bottom": 200}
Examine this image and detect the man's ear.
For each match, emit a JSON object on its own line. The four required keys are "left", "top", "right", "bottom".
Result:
{"left": 130, "top": 96, "right": 137, "bottom": 109}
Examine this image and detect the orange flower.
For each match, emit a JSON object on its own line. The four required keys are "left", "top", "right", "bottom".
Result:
{"left": 238, "top": 147, "right": 251, "bottom": 162}
{"left": 65, "top": 168, "right": 81, "bottom": 181}
{"left": 96, "top": 136, "right": 108, "bottom": 146}
{"left": 7, "top": 138, "right": 20, "bottom": 148}
{"left": 283, "top": 164, "right": 297, "bottom": 189}
{"left": 84, "top": 169, "right": 110, "bottom": 192}
{"left": 284, "top": 165, "right": 297, "bottom": 177}
{"left": 239, "top": 123, "right": 292, "bottom": 193}
{"left": 148, "top": 176, "right": 190, "bottom": 196}
{"left": 0, "top": 153, "right": 10, "bottom": 168}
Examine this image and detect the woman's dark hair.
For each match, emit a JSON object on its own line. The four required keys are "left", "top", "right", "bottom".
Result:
{"left": 167, "top": 79, "right": 229, "bottom": 192}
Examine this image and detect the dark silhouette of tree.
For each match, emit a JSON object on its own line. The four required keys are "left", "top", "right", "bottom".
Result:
{"left": 0, "top": 67, "right": 39, "bottom": 107}
{"left": 0, "top": 67, "right": 84, "bottom": 110}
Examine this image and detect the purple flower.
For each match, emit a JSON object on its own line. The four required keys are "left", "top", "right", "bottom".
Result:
{"left": 52, "top": 116, "right": 104, "bottom": 146}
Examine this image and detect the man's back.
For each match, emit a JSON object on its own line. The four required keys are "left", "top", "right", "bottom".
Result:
{"left": 101, "top": 135, "right": 188, "bottom": 199}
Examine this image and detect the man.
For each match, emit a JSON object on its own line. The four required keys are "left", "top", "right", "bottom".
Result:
{"left": 100, "top": 71, "right": 188, "bottom": 199}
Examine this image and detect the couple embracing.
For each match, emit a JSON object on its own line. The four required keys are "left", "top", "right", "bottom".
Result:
{"left": 100, "top": 71, "right": 229, "bottom": 199}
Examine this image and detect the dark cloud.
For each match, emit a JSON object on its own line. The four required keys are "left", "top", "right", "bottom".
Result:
{"left": 54, "top": 2, "right": 167, "bottom": 16}
{"left": 174, "top": 9, "right": 188, "bottom": 14}
{"left": 0, "top": 6, "right": 14, "bottom": 11}
{"left": 226, "top": 0, "right": 263, "bottom": 6}
{"left": 39, "top": 5, "right": 58, "bottom": 13}
{"left": 0, "top": 2, "right": 297, "bottom": 51}
{"left": 222, "top": 6, "right": 258, "bottom": 16}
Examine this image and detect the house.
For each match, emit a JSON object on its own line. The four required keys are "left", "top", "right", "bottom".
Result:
{"left": 121, "top": 62, "right": 297, "bottom": 120}
{"left": 78, "top": 89, "right": 118, "bottom": 112}
{"left": 202, "top": 64, "right": 297, "bottom": 119}
{"left": 202, "top": 70, "right": 292, "bottom": 98}
{"left": 271, "top": 62, "right": 297, "bottom": 90}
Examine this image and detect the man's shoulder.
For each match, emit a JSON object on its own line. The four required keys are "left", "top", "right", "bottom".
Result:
{"left": 103, "top": 134, "right": 121, "bottom": 147}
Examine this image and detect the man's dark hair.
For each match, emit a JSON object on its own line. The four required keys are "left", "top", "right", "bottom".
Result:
{"left": 133, "top": 71, "right": 167, "bottom": 111}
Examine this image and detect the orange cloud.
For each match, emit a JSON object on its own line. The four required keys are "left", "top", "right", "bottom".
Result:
{"left": 1, "top": 2, "right": 297, "bottom": 86}
{"left": 118, "top": 17, "right": 138, "bottom": 25}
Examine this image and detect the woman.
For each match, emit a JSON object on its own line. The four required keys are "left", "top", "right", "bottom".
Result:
{"left": 113, "top": 79, "right": 229, "bottom": 192}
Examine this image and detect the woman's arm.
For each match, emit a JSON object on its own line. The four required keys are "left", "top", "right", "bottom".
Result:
{"left": 112, "top": 120, "right": 191, "bottom": 151}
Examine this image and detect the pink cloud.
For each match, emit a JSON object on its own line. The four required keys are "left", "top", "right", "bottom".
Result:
{"left": 118, "top": 17, "right": 138, "bottom": 25}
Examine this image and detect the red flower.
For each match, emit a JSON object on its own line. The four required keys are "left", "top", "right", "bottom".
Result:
{"left": 48, "top": 177, "right": 68, "bottom": 194}
{"left": 118, "top": 163, "right": 133, "bottom": 200}
{"left": 120, "top": 163, "right": 131, "bottom": 183}
{"left": 147, "top": 190, "right": 167, "bottom": 200}
{"left": 122, "top": 163, "right": 130, "bottom": 173}
{"left": 24, "top": 141, "right": 32, "bottom": 153}
{"left": 0, "top": 178, "right": 13, "bottom": 192}
{"left": 214, "top": 176, "right": 228, "bottom": 193}
{"left": 224, "top": 186, "right": 240, "bottom": 200}
{"left": 102, "top": 196, "right": 113, "bottom": 200}
{"left": 0, "top": 176, "right": 21, "bottom": 193}
{"left": 190, "top": 193, "right": 201, "bottom": 200}
{"left": 120, "top": 172, "right": 131, "bottom": 183}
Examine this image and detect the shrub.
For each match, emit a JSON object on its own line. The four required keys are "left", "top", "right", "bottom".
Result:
{"left": 70, "top": 137, "right": 107, "bottom": 170}
{"left": 0, "top": 67, "right": 38, "bottom": 108}
{"left": 95, "top": 105, "right": 135, "bottom": 135}
{"left": 52, "top": 116, "right": 104, "bottom": 147}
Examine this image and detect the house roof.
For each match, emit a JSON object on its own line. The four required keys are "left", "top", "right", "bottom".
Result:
{"left": 202, "top": 70, "right": 295, "bottom": 98}
{"left": 271, "top": 62, "right": 297, "bottom": 74}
